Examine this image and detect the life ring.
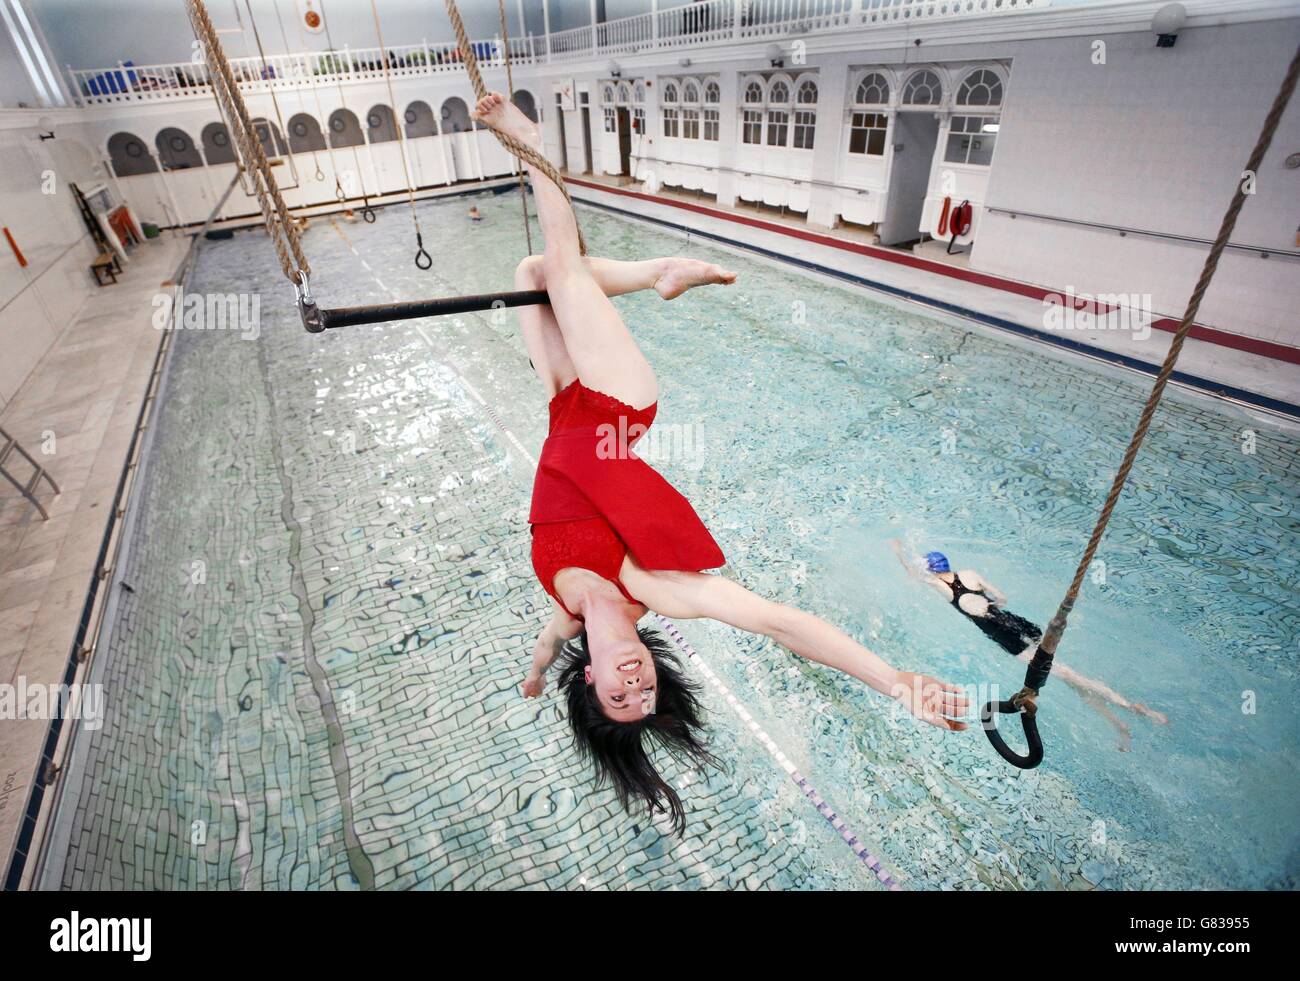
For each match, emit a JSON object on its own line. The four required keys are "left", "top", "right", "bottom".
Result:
{"left": 937, "top": 196, "right": 951, "bottom": 237}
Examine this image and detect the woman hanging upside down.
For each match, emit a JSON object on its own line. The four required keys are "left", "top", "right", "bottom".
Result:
{"left": 472, "top": 93, "right": 968, "bottom": 834}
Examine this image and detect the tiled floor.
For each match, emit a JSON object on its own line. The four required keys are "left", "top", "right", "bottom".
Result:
{"left": 0, "top": 234, "right": 188, "bottom": 873}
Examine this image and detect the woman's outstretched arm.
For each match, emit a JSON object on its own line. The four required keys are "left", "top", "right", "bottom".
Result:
{"left": 522, "top": 602, "right": 583, "bottom": 697}
{"left": 622, "top": 563, "right": 969, "bottom": 731}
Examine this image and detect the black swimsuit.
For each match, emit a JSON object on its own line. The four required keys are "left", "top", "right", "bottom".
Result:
{"left": 946, "top": 573, "right": 1042, "bottom": 655}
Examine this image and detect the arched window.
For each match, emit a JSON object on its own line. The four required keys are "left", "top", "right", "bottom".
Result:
{"left": 155, "top": 127, "right": 202, "bottom": 170}
{"left": 769, "top": 79, "right": 791, "bottom": 105}
{"left": 854, "top": 71, "right": 890, "bottom": 107}
{"left": 900, "top": 69, "right": 943, "bottom": 107}
{"left": 633, "top": 83, "right": 645, "bottom": 103}
{"left": 765, "top": 77, "right": 792, "bottom": 147}
{"left": 404, "top": 100, "right": 437, "bottom": 137}
{"left": 617, "top": 82, "right": 631, "bottom": 104}
{"left": 662, "top": 81, "right": 679, "bottom": 103}
{"left": 440, "top": 97, "right": 473, "bottom": 133}
{"left": 792, "top": 80, "right": 817, "bottom": 149}
{"left": 602, "top": 83, "right": 615, "bottom": 104}
{"left": 512, "top": 89, "right": 539, "bottom": 122}
{"left": 327, "top": 109, "right": 364, "bottom": 148}
{"left": 702, "top": 78, "right": 720, "bottom": 140}
{"left": 682, "top": 79, "right": 701, "bottom": 104}
{"left": 200, "top": 122, "right": 236, "bottom": 165}
{"left": 956, "top": 68, "right": 1003, "bottom": 108}
{"left": 251, "top": 118, "right": 287, "bottom": 158}
{"left": 743, "top": 79, "right": 765, "bottom": 104}
{"left": 366, "top": 104, "right": 398, "bottom": 143}
{"left": 108, "top": 132, "right": 157, "bottom": 177}
{"left": 286, "top": 113, "right": 326, "bottom": 153}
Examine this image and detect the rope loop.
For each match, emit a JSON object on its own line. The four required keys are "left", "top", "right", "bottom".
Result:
{"left": 362, "top": 203, "right": 377, "bottom": 223}
{"left": 414, "top": 232, "right": 433, "bottom": 270}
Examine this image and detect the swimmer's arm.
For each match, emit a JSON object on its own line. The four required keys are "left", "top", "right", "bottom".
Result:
{"left": 891, "top": 540, "right": 949, "bottom": 597}
{"left": 522, "top": 604, "right": 582, "bottom": 697}
{"left": 963, "top": 569, "right": 1008, "bottom": 605}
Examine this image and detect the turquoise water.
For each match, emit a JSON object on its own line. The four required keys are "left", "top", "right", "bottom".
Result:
{"left": 44, "top": 189, "right": 1299, "bottom": 889}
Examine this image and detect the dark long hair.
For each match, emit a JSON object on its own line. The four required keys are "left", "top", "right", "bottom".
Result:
{"left": 555, "top": 626, "right": 717, "bottom": 836}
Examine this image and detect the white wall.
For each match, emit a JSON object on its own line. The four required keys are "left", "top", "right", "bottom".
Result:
{"left": 0, "top": 111, "right": 102, "bottom": 410}
{"left": 973, "top": 20, "right": 1300, "bottom": 344}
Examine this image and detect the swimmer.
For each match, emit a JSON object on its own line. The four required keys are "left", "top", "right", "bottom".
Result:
{"left": 894, "top": 542, "right": 1169, "bottom": 749}
{"left": 468, "top": 205, "right": 483, "bottom": 222}
{"left": 472, "top": 91, "right": 969, "bottom": 835}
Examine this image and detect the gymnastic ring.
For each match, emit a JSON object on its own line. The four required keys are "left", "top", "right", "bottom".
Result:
{"left": 362, "top": 203, "right": 377, "bottom": 223}
{"left": 981, "top": 697, "right": 1043, "bottom": 769}
{"left": 414, "top": 233, "right": 433, "bottom": 270}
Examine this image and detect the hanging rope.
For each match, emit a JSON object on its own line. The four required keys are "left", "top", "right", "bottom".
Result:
{"left": 241, "top": 0, "right": 299, "bottom": 189}
{"left": 369, "top": 0, "right": 431, "bottom": 269}
{"left": 444, "top": 0, "right": 585, "bottom": 255}
{"left": 187, "top": 0, "right": 309, "bottom": 285}
{"left": 318, "top": 0, "right": 375, "bottom": 221}
{"left": 495, "top": 0, "right": 533, "bottom": 255}
{"left": 983, "top": 41, "right": 1300, "bottom": 768}
{"left": 273, "top": 0, "right": 326, "bottom": 183}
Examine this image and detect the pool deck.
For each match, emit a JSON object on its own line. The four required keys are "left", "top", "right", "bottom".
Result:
{"left": 0, "top": 234, "right": 187, "bottom": 887}
{"left": 564, "top": 175, "right": 1300, "bottom": 422}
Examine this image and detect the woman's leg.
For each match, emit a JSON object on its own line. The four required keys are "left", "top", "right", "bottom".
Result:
{"left": 514, "top": 253, "right": 735, "bottom": 397}
{"left": 475, "top": 93, "right": 657, "bottom": 408}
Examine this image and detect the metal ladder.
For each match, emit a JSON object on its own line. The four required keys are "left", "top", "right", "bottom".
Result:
{"left": 0, "top": 427, "right": 60, "bottom": 521}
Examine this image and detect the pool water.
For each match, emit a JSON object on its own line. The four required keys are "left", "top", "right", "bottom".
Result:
{"left": 43, "top": 189, "right": 1299, "bottom": 889}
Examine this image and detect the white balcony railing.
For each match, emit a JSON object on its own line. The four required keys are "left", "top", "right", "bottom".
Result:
{"left": 66, "top": 0, "right": 1047, "bottom": 107}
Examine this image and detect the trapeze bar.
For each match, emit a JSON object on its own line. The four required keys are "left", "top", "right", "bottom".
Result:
{"left": 298, "top": 288, "right": 551, "bottom": 333}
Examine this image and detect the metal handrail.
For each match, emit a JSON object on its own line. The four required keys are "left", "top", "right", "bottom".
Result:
{"left": 984, "top": 205, "right": 1300, "bottom": 260}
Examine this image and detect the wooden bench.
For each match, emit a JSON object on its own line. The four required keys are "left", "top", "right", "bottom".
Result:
{"left": 91, "top": 250, "right": 120, "bottom": 286}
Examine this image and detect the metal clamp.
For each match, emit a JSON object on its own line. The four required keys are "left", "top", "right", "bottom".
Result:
{"left": 295, "top": 271, "right": 324, "bottom": 333}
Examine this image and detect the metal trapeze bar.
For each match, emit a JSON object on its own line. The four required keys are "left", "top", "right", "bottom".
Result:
{"left": 297, "top": 286, "right": 550, "bottom": 333}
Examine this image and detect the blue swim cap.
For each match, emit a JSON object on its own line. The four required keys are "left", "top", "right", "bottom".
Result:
{"left": 924, "top": 551, "right": 950, "bottom": 574}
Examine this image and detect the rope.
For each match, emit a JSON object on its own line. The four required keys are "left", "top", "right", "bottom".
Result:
{"left": 241, "top": 0, "right": 299, "bottom": 189}
{"left": 495, "top": 0, "right": 533, "bottom": 255}
{"left": 1013, "top": 42, "right": 1300, "bottom": 716}
{"left": 318, "top": 0, "right": 376, "bottom": 221}
{"left": 443, "top": 0, "right": 586, "bottom": 254}
{"left": 274, "top": 0, "right": 326, "bottom": 182}
{"left": 369, "top": 0, "right": 431, "bottom": 269}
{"left": 187, "top": 0, "right": 309, "bottom": 285}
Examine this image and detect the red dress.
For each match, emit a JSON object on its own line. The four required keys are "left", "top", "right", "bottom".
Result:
{"left": 530, "top": 380, "right": 725, "bottom": 619}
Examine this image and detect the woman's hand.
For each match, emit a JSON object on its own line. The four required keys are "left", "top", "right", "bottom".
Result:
{"left": 521, "top": 672, "right": 546, "bottom": 698}
{"left": 891, "top": 672, "right": 969, "bottom": 731}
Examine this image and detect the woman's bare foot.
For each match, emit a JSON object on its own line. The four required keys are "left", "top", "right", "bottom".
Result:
{"left": 472, "top": 92, "right": 541, "bottom": 151}
{"left": 653, "top": 258, "right": 738, "bottom": 300}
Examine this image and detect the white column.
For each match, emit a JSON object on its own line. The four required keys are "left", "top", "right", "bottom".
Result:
{"left": 590, "top": 0, "right": 598, "bottom": 55}
{"left": 542, "top": 0, "right": 551, "bottom": 62}
{"left": 713, "top": 69, "right": 740, "bottom": 208}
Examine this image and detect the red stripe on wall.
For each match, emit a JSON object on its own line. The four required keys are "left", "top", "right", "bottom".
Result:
{"left": 565, "top": 177, "right": 1300, "bottom": 367}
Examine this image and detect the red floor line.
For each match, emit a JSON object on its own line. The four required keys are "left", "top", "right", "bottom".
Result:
{"left": 564, "top": 176, "right": 1300, "bottom": 368}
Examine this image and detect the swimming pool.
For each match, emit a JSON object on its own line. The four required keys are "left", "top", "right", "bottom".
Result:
{"left": 40, "top": 189, "right": 1299, "bottom": 890}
